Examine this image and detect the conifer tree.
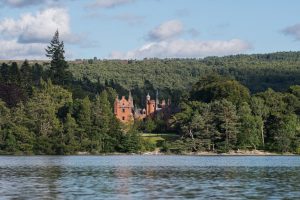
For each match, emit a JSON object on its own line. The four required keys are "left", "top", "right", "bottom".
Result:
{"left": 45, "top": 30, "right": 69, "bottom": 85}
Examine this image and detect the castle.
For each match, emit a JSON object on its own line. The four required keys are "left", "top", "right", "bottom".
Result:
{"left": 114, "top": 91, "right": 171, "bottom": 123}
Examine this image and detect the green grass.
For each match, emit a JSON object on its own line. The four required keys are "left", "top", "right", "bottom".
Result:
{"left": 141, "top": 133, "right": 180, "bottom": 147}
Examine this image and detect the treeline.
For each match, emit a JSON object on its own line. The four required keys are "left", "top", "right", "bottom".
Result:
{"left": 169, "top": 75, "right": 300, "bottom": 153}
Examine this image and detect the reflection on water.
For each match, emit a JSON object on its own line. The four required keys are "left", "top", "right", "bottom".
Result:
{"left": 0, "top": 156, "right": 300, "bottom": 199}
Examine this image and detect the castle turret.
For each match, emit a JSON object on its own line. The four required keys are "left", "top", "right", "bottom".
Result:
{"left": 146, "top": 93, "right": 150, "bottom": 101}
{"left": 146, "top": 93, "right": 156, "bottom": 116}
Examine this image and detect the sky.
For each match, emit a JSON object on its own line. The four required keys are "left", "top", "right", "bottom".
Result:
{"left": 0, "top": 0, "right": 300, "bottom": 60}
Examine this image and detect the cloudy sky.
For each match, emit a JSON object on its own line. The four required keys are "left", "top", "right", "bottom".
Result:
{"left": 0, "top": 0, "right": 299, "bottom": 60}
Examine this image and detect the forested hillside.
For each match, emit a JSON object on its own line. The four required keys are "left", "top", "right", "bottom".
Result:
{"left": 69, "top": 51, "right": 300, "bottom": 94}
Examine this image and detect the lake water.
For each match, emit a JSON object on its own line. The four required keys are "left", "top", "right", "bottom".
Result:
{"left": 0, "top": 156, "right": 299, "bottom": 199}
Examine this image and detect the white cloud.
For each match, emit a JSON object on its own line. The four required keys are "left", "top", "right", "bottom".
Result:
{"left": 282, "top": 23, "right": 300, "bottom": 40}
{"left": 110, "top": 39, "right": 251, "bottom": 59}
{"left": 0, "top": 8, "right": 84, "bottom": 59}
{"left": 0, "top": 39, "right": 45, "bottom": 60}
{"left": 148, "top": 20, "right": 184, "bottom": 41}
{"left": 88, "top": 0, "right": 134, "bottom": 8}
{"left": 0, "top": 8, "right": 74, "bottom": 44}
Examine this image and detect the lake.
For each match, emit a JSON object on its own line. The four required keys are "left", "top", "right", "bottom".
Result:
{"left": 0, "top": 156, "right": 299, "bottom": 199}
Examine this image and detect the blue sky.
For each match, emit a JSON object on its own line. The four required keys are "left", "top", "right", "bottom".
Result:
{"left": 0, "top": 0, "right": 300, "bottom": 60}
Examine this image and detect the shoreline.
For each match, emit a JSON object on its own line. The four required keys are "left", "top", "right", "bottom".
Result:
{"left": 142, "top": 149, "right": 296, "bottom": 156}
{"left": 0, "top": 150, "right": 297, "bottom": 156}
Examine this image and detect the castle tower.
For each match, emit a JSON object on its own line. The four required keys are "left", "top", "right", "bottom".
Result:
{"left": 114, "top": 95, "right": 134, "bottom": 123}
{"left": 146, "top": 93, "right": 156, "bottom": 116}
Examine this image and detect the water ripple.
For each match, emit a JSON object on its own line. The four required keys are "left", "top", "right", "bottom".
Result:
{"left": 0, "top": 156, "right": 299, "bottom": 199}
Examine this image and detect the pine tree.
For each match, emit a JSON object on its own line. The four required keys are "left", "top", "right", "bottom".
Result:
{"left": 45, "top": 30, "right": 69, "bottom": 85}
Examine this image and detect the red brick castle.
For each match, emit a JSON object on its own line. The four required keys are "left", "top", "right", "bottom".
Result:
{"left": 114, "top": 91, "right": 170, "bottom": 123}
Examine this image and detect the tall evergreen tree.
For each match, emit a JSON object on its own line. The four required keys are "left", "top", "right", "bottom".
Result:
{"left": 45, "top": 30, "right": 69, "bottom": 85}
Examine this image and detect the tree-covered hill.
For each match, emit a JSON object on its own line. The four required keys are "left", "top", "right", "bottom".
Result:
{"left": 68, "top": 51, "right": 300, "bottom": 94}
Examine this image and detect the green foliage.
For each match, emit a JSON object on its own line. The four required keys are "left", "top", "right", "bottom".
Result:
{"left": 211, "top": 100, "right": 239, "bottom": 151}
{"left": 68, "top": 52, "right": 300, "bottom": 101}
{"left": 76, "top": 96, "right": 92, "bottom": 148}
{"left": 267, "top": 114, "right": 299, "bottom": 152}
{"left": 238, "top": 102, "right": 262, "bottom": 149}
{"left": 171, "top": 74, "right": 300, "bottom": 153}
{"left": 121, "top": 128, "right": 143, "bottom": 153}
{"left": 190, "top": 74, "right": 250, "bottom": 105}
{"left": 144, "top": 118, "right": 157, "bottom": 133}
{"left": 63, "top": 113, "right": 80, "bottom": 154}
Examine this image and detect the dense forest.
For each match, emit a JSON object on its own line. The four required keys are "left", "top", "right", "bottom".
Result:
{"left": 0, "top": 31, "right": 300, "bottom": 154}
{"left": 69, "top": 51, "right": 300, "bottom": 95}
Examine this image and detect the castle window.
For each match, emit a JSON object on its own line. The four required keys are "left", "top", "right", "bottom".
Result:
{"left": 122, "top": 117, "right": 125, "bottom": 121}
{"left": 122, "top": 108, "right": 125, "bottom": 113}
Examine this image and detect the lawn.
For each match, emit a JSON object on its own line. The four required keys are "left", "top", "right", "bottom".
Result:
{"left": 141, "top": 133, "right": 180, "bottom": 147}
